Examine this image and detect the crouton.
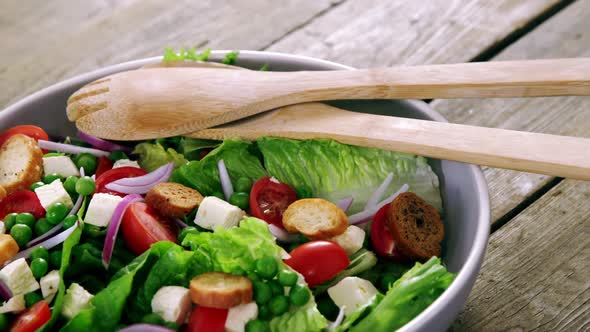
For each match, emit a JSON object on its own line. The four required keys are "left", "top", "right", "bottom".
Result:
{"left": 283, "top": 198, "right": 348, "bottom": 239}
{"left": 0, "top": 135, "right": 43, "bottom": 195}
{"left": 0, "top": 234, "right": 19, "bottom": 266}
{"left": 385, "top": 192, "right": 444, "bottom": 261}
{"left": 0, "top": 185, "right": 6, "bottom": 201}
{"left": 145, "top": 182, "right": 204, "bottom": 218}
{"left": 190, "top": 272, "right": 252, "bottom": 309}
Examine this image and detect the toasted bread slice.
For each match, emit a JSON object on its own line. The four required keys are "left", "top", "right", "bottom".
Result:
{"left": 190, "top": 272, "right": 252, "bottom": 308}
{"left": 385, "top": 192, "right": 444, "bottom": 261}
{"left": 0, "top": 234, "right": 19, "bottom": 266}
{"left": 283, "top": 198, "right": 348, "bottom": 239}
{"left": 0, "top": 134, "right": 43, "bottom": 194}
{"left": 145, "top": 182, "right": 204, "bottom": 218}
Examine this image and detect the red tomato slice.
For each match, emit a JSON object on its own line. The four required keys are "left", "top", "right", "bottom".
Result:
{"left": 0, "top": 125, "right": 49, "bottom": 147}
{"left": 284, "top": 241, "right": 350, "bottom": 287}
{"left": 249, "top": 177, "right": 298, "bottom": 228}
{"left": 370, "top": 204, "right": 407, "bottom": 261}
{"left": 0, "top": 190, "right": 45, "bottom": 220}
{"left": 121, "top": 202, "right": 177, "bottom": 255}
{"left": 94, "top": 156, "right": 113, "bottom": 178}
{"left": 94, "top": 166, "right": 147, "bottom": 197}
{"left": 10, "top": 300, "right": 51, "bottom": 332}
{"left": 187, "top": 306, "right": 228, "bottom": 332}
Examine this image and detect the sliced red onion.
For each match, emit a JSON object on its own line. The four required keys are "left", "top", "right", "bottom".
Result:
{"left": 10, "top": 221, "right": 80, "bottom": 263}
{"left": 0, "top": 279, "right": 12, "bottom": 301}
{"left": 38, "top": 139, "right": 109, "bottom": 157}
{"left": 118, "top": 324, "right": 175, "bottom": 332}
{"left": 80, "top": 166, "right": 86, "bottom": 178}
{"left": 365, "top": 173, "right": 393, "bottom": 210}
{"left": 328, "top": 306, "right": 346, "bottom": 330}
{"left": 268, "top": 224, "right": 299, "bottom": 243}
{"left": 105, "top": 163, "right": 173, "bottom": 194}
{"left": 349, "top": 184, "right": 409, "bottom": 225}
{"left": 102, "top": 194, "right": 143, "bottom": 269}
{"left": 77, "top": 131, "right": 132, "bottom": 153}
{"left": 174, "top": 218, "right": 188, "bottom": 229}
{"left": 218, "top": 159, "right": 233, "bottom": 201}
{"left": 27, "top": 222, "right": 63, "bottom": 248}
{"left": 336, "top": 196, "right": 354, "bottom": 213}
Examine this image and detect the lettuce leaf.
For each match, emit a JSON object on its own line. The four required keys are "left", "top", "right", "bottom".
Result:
{"left": 132, "top": 142, "right": 188, "bottom": 172}
{"left": 269, "top": 301, "right": 328, "bottom": 332}
{"left": 257, "top": 137, "right": 442, "bottom": 213}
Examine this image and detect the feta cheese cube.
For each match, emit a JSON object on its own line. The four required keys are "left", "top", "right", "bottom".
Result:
{"left": 35, "top": 179, "right": 73, "bottom": 210}
{"left": 194, "top": 196, "right": 245, "bottom": 230}
{"left": 0, "top": 258, "right": 40, "bottom": 296}
{"left": 327, "top": 277, "right": 379, "bottom": 315}
{"left": 42, "top": 156, "right": 80, "bottom": 178}
{"left": 40, "top": 270, "right": 60, "bottom": 303}
{"left": 0, "top": 221, "right": 4, "bottom": 234}
{"left": 225, "top": 302, "right": 258, "bottom": 332}
{"left": 113, "top": 159, "right": 140, "bottom": 169}
{"left": 151, "top": 286, "right": 191, "bottom": 325}
{"left": 328, "top": 225, "right": 366, "bottom": 255}
{"left": 0, "top": 294, "right": 25, "bottom": 314}
{"left": 84, "top": 193, "right": 124, "bottom": 227}
{"left": 61, "top": 283, "right": 94, "bottom": 319}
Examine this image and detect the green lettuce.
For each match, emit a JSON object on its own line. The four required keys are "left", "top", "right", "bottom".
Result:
{"left": 133, "top": 142, "right": 188, "bottom": 172}
{"left": 269, "top": 301, "right": 328, "bottom": 332}
{"left": 256, "top": 137, "right": 442, "bottom": 213}
{"left": 163, "top": 47, "right": 211, "bottom": 62}
{"left": 171, "top": 139, "right": 267, "bottom": 196}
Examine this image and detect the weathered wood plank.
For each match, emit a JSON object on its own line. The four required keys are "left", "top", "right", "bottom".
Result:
{"left": 450, "top": 179, "right": 590, "bottom": 331}
{"left": 0, "top": 0, "right": 341, "bottom": 108}
{"left": 267, "top": 0, "right": 563, "bottom": 67}
{"left": 432, "top": 0, "right": 590, "bottom": 222}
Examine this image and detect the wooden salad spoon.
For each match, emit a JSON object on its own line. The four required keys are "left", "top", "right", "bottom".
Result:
{"left": 67, "top": 58, "right": 590, "bottom": 140}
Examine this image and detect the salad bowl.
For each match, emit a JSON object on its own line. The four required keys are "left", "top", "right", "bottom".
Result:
{"left": 0, "top": 50, "right": 490, "bottom": 331}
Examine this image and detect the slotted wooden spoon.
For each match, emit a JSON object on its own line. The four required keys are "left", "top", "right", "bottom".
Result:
{"left": 67, "top": 58, "right": 590, "bottom": 140}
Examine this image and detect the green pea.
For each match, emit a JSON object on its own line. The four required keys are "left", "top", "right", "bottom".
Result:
{"left": 278, "top": 270, "right": 298, "bottom": 287}
{"left": 49, "top": 250, "right": 62, "bottom": 269}
{"left": 24, "top": 292, "right": 43, "bottom": 307}
{"left": 75, "top": 176, "right": 96, "bottom": 196}
{"left": 247, "top": 272, "right": 260, "bottom": 283}
{"left": 30, "top": 258, "right": 49, "bottom": 279}
{"left": 30, "top": 181, "right": 46, "bottom": 191}
{"left": 253, "top": 281, "right": 272, "bottom": 305}
{"left": 178, "top": 226, "right": 199, "bottom": 243}
{"left": 34, "top": 218, "right": 53, "bottom": 236}
{"left": 269, "top": 295, "right": 289, "bottom": 316}
{"left": 289, "top": 284, "right": 311, "bottom": 306}
{"left": 83, "top": 224, "right": 105, "bottom": 238}
{"left": 229, "top": 192, "right": 250, "bottom": 210}
{"left": 0, "top": 314, "right": 8, "bottom": 331}
{"left": 268, "top": 280, "right": 284, "bottom": 296}
{"left": 255, "top": 256, "right": 278, "bottom": 280}
{"left": 234, "top": 177, "right": 252, "bottom": 193}
{"left": 257, "top": 304, "right": 271, "bottom": 320}
{"left": 74, "top": 153, "right": 98, "bottom": 175}
{"left": 10, "top": 224, "right": 32, "bottom": 248}
{"left": 63, "top": 215, "right": 78, "bottom": 229}
{"left": 211, "top": 191, "right": 224, "bottom": 200}
{"left": 30, "top": 246, "right": 49, "bottom": 261}
{"left": 63, "top": 176, "right": 79, "bottom": 195}
{"left": 295, "top": 186, "right": 312, "bottom": 199}
{"left": 43, "top": 173, "right": 63, "bottom": 184}
{"left": 16, "top": 213, "right": 36, "bottom": 228}
{"left": 109, "top": 150, "right": 129, "bottom": 162}
{"left": 46, "top": 202, "right": 68, "bottom": 224}
{"left": 245, "top": 319, "right": 270, "bottom": 332}
{"left": 3, "top": 213, "right": 18, "bottom": 232}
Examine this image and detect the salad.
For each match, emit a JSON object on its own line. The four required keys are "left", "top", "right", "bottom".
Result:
{"left": 0, "top": 50, "right": 454, "bottom": 332}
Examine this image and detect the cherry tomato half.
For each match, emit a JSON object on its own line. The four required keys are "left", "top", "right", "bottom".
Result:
{"left": 284, "top": 241, "right": 350, "bottom": 287}
{"left": 187, "top": 306, "right": 228, "bottom": 332}
{"left": 10, "top": 300, "right": 51, "bottom": 332}
{"left": 249, "top": 177, "right": 298, "bottom": 228}
{"left": 94, "top": 156, "right": 113, "bottom": 178}
{"left": 121, "top": 202, "right": 177, "bottom": 255}
{"left": 0, "top": 190, "right": 45, "bottom": 220}
{"left": 370, "top": 204, "right": 407, "bottom": 261}
{"left": 0, "top": 125, "right": 49, "bottom": 147}
{"left": 94, "top": 166, "right": 147, "bottom": 197}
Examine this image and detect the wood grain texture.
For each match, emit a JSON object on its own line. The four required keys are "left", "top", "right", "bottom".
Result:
{"left": 432, "top": 0, "right": 590, "bottom": 222}
{"left": 450, "top": 179, "right": 590, "bottom": 331}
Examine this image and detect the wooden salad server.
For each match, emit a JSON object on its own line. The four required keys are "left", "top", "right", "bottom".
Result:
{"left": 67, "top": 58, "right": 590, "bottom": 140}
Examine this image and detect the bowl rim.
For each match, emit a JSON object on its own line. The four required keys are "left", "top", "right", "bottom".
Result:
{"left": 0, "top": 50, "right": 490, "bottom": 331}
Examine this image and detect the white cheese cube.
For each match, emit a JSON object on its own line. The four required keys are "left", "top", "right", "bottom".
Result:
{"left": 43, "top": 156, "right": 80, "bottom": 178}
{"left": 151, "top": 286, "right": 191, "bottom": 325}
{"left": 0, "top": 258, "right": 40, "bottom": 296}
{"left": 61, "top": 283, "right": 94, "bottom": 319}
{"left": 0, "top": 221, "right": 4, "bottom": 234}
{"left": 225, "top": 302, "right": 258, "bottom": 332}
{"left": 84, "top": 193, "right": 124, "bottom": 227}
{"left": 194, "top": 196, "right": 245, "bottom": 230}
{"left": 113, "top": 159, "right": 140, "bottom": 169}
{"left": 40, "top": 270, "right": 60, "bottom": 303}
{"left": 328, "top": 225, "right": 366, "bottom": 255}
{"left": 35, "top": 179, "right": 74, "bottom": 210}
{"left": 0, "top": 294, "right": 25, "bottom": 314}
{"left": 327, "top": 277, "right": 379, "bottom": 316}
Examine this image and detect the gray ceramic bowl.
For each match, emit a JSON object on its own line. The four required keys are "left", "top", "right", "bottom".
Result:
{"left": 0, "top": 51, "right": 489, "bottom": 331}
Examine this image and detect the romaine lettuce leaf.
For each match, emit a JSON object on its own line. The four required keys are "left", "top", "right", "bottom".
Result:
{"left": 256, "top": 137, "right": 442, "bottom": 213}
{"left": 133, "top": 142, "right": 188, "bottom": 172}
{"left": 269, "top": 301, "right": 328, "bottom": 332}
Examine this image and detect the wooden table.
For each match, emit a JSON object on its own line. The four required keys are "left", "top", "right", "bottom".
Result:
{"left": 2, "top": 1, "right": 588, "bottom": 330}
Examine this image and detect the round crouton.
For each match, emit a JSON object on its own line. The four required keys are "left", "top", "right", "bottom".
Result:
{"left": 0, "top": 134, "right": 43, "bottom": 194}
{"left": 283, "top": 198, "right": 348, "bottom": 239}
{"left": 145, "top": 182, "right": 204, "bottom": 218}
